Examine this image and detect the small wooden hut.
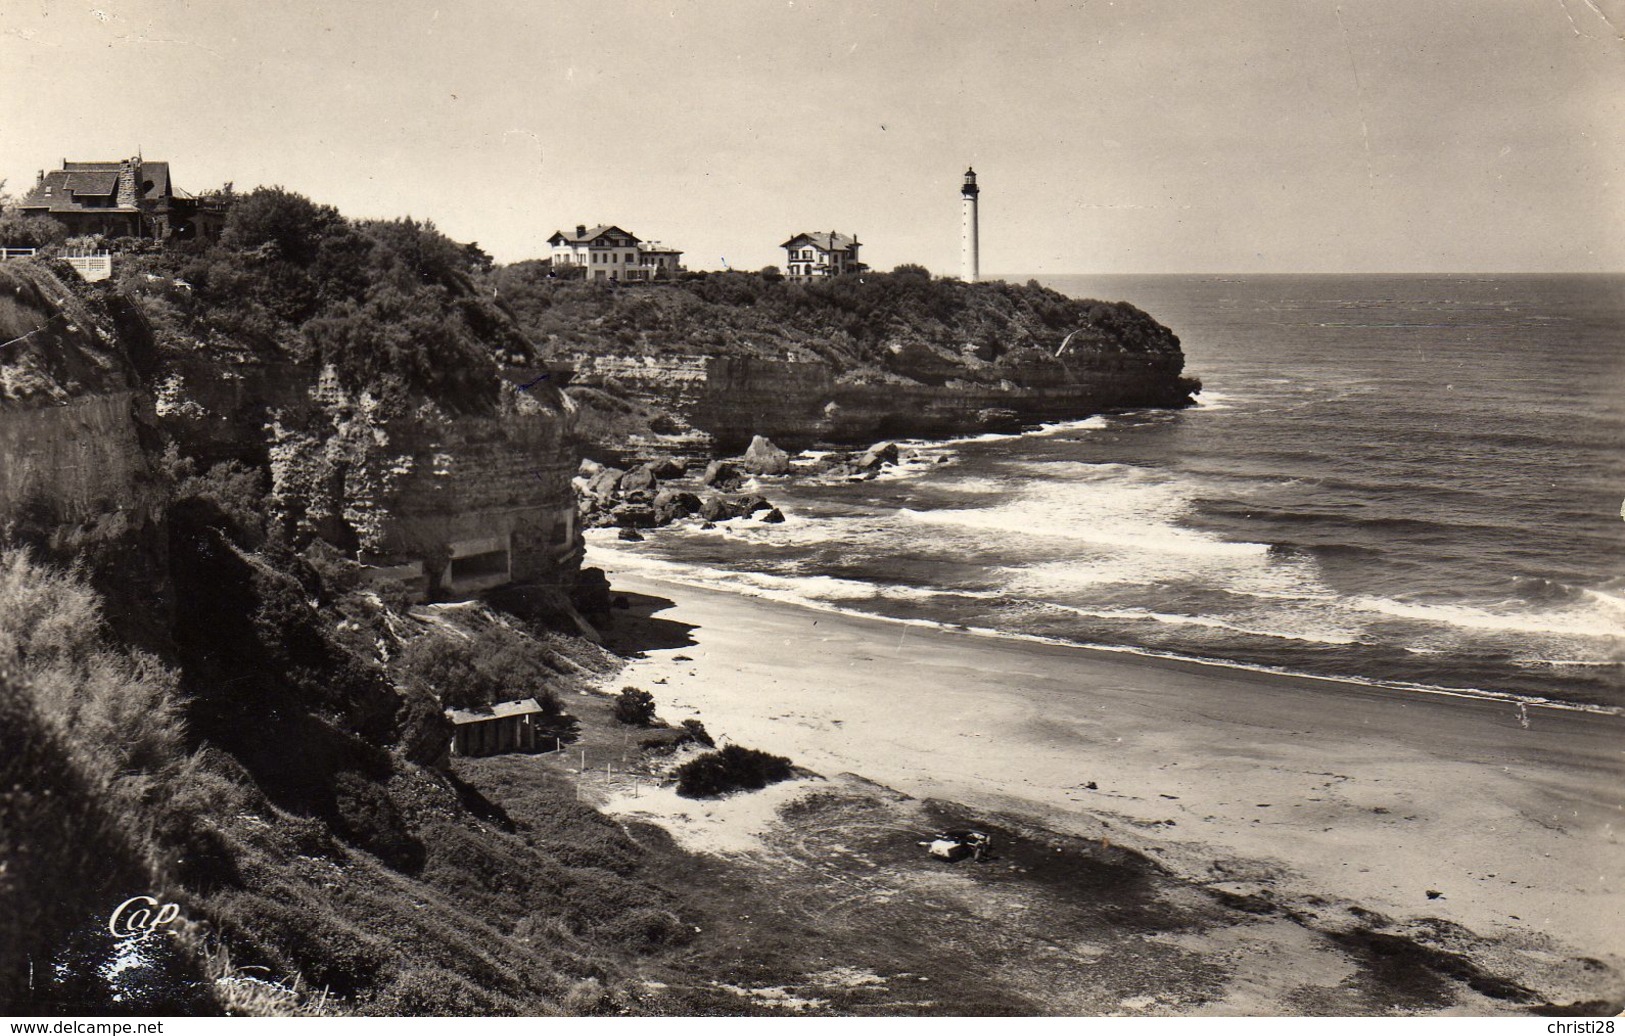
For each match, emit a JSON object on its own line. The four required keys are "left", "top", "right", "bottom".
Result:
{"left": 445, "top": 698, "right": 556, "bottom": 757}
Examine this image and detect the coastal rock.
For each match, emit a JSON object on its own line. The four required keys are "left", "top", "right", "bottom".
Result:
{"left": 618, "top": 463, "right": 659, "bottom": 495}
{"left": 858, "top": 442, "right": 899, "bottom": 469}
{"left": 617, "top": 528, "right": 644, "bottom": 542}
{"left": 698, "top": 494, "right": 739, "bottom": 522}
{"left": 585, "top": 467, "right": 626, "bottom": 501}
{"left": 653, "top": 489, "right": 703, "bottom": 524}
{"left": 578, "top": 458, "right": 605, "bottom": 478}
{"left": 570, "top": 566, "right": 614, "bottom": 616}
{"left": 610, "top": 504, "right": 657, "bottom": 529}
{"left": 694, "top": 493, "right": 774, "bottom": 522}
{"left": 699, "top": 493, "right": 772, "bottom": 522}
{"left": 758, "top": 507, "right": 785, "bottom": 524}
{"left": 809, "top": 451, "right": 853, "bottom": 476}
{"left": 702, "top": 460, "right": 743, "bottom": 491}
{"left": 977, "top": 408, "right": 1022, "bottom": 433}
{"left": 743, "top": 434, "right": 792, "bottom": 475}
{"left": 735, "top": 493, "right": 772, "bottom": 515}
{"left": 651, "top": 457, "right": 687, "bottom": 480}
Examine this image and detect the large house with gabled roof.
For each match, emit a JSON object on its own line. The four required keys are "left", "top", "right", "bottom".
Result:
{"left": 781, "top": 231, "right": 864, "bottom": 281}
{"left": 18, "top": 156, "right": 227, "bottom": 242}
{"left": 547, "top": 224, "right": 683, "bottom": 282}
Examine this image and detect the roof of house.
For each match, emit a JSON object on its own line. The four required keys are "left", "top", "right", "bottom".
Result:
{"left": 445, "top": 697, "right": 548, "bottom": 725}
{"left": 549, "top": 225, "right": 640, "bottom": 246}
{"left": 781, "top": 231, "right": 860, "bottom": 252}
{"left": 140, "top": 161, "right": 171, "bottom": 199}
{"left": 62, "top": 171, "right": 119, "bottom": 196}
{"left": 20, "top": 159, "right": 174, "bottom": 213}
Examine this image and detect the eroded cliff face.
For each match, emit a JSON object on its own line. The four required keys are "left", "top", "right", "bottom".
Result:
{"left": 0, "top": 259, "right": 584, "bottom": 616}
{"left": 0, "top": 261, "right": 171, "bottom": 646}
{"left": 570, "top": 342, "right": 1195, "bottom": 454}
{"left": 263, "top": 373, "right": 583, "bottom": 601}
{"left": 511, "top": 270, "right": 1197, "bottom": 457}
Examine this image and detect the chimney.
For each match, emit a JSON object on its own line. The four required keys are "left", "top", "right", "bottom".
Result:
{"left": 116, "top": 157, "right": 141, "bottom": 209}
{"left": 576, "top": 224, "right": 587, "bottom": 237}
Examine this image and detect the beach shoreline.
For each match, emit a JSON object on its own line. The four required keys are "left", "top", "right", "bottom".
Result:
{"left": 597, "top": 564, "right": 1625, "bottom": 971}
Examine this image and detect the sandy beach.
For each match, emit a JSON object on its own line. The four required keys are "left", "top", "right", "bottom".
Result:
{"left": 599, "top": 564, "right": 1625, "bottom": 970}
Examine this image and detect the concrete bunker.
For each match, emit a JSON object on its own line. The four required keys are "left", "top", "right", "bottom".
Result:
{"left": 441, "top": 534, "right": 512, "bottom": 596}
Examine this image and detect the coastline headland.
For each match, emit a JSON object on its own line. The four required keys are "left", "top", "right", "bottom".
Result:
{"left": 494, "top": 267, "right": 1200, "bottom": 458}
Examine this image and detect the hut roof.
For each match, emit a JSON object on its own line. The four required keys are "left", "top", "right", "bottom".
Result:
{"left": 445, "top": 697, "right": 547, "bottom": 725}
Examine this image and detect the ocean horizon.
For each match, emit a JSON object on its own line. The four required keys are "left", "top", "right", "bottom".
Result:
{"left": 590, "top": 272, "right": 1625, "bottom": 714}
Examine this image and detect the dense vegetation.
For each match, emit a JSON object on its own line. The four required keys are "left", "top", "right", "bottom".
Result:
{"left": 612, "top": 686, "right": 658, "bottom": 726}
{"left": 117, "top": 188, "right": 529, "bottom": 412}
{"left": 675, "top": 746, "right": 795, "bottom": 799}
{"left": 493, "top": 263, "right": 1182, "bottom": 377}
{"left": 0, "top": 452, "right": 701, "bottom": 1013}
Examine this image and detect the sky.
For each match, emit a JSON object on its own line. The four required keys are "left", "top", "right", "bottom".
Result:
{"left": 1, "top": 0, "right": 1622, "bottom": 274}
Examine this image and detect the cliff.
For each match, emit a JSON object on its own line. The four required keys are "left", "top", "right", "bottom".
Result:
{"left": 0, "top": 198, "right": 648, "bottom": 1014}
{"left": 0, "top": 260, "right": 171, "bottom": 645}
{"left": 494, "top": 266, "right": 1199, "bottom": 456}
{"left": 570, "top": 348, "right": 1191, "bottom": 453}
{"left": 116, "top": 194, "right": 585, "bottom": 604}
{"left": 264, "top": 372, "right": 583, "bottom": 601}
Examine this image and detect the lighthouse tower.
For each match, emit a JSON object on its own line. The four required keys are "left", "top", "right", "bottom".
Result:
{"left": 960, "top": 167, "right": 980, "bottom": 283}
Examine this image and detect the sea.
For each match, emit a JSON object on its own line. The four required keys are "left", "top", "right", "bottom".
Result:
{"left": 588, "top": 274, "right": 1625, "bottom": 714}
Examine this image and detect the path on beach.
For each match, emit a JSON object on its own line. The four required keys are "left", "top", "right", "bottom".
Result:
{"left": 603, "top": 570, "right": 1625, "bottom": 965}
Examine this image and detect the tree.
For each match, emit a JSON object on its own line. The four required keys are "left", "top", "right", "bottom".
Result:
{"left": 612, "top": 687, "right": 657, "bottom": 726}
{"left": 0, "top": 212, "right": 67, "bottom": 250}
{"left": 397, "top": 636, "right": 497, "bottom": 710}
{"left": 675, "top": 745, "right": 793, "bottom": 798}
{"left": 220, "top": 186, "right": 347, "bottom": 266}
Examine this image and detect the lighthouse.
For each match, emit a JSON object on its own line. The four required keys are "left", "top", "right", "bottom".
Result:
{"left": 960, "top": 167, "right": 980, "bottom": 283}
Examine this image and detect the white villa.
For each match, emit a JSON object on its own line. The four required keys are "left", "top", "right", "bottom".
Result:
{"left": 547, "top": 225, "right": 683, "bottom": 282}
{"left": 781, "top": 231, "right": 864, "bottom": 281}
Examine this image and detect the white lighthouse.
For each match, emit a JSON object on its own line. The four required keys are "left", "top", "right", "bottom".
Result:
{"left": 960, "top": 167, "right": 980, "bottom": 283}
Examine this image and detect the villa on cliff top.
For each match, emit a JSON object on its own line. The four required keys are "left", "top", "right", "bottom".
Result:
{"left": 19, "top": 157, "right": 229, "bottom": 242}
{"left": 547, "top": 224, "right": 684, "bottom": 282}
{"left": 781, "top": 231, "right": 865, "bottom": 281}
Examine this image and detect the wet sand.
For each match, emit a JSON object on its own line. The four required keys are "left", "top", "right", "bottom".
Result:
{"left": 601, "top": 569, "right": 1625, "bottom": 968}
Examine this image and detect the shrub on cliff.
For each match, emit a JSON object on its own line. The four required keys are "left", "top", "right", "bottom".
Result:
{"left": 0, "top": 550, "right": 189, "bottom": 803}
{"left": 396, "top": 626, "right": 567, "bottom": 727}
{"left": 124, "top": 188, "right": 528, "bottom": 413}
{"left": 612, "top": 686, "right": 658, "bottom": 726}
{"left": 398, "top": 636, "right": 498, "bottom": 710}
{"left": 674, "top": 745, "right": 794, "bottom": 798}
{"left": 0, "top": 210, "right": 67, "bottom": 250}
{"left": 0, "top": 551, "right": 215, "bottom": 1011}
{"left": 681, "top": 718, "right": 715, "bottom": 748}
{"left": 166, "top": 448, "right": 271, "bottom": 549}
{"left": 494, "top": 265, "right": 1180, "bottom": 379}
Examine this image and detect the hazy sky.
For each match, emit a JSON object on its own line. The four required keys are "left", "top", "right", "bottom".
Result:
{"left": 2, "top": 0, "right": 1621, "bottom": 273}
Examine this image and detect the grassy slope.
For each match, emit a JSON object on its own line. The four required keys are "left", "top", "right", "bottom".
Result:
{"left": 0, "top": 197, "right": 723, "bottom": 1015}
